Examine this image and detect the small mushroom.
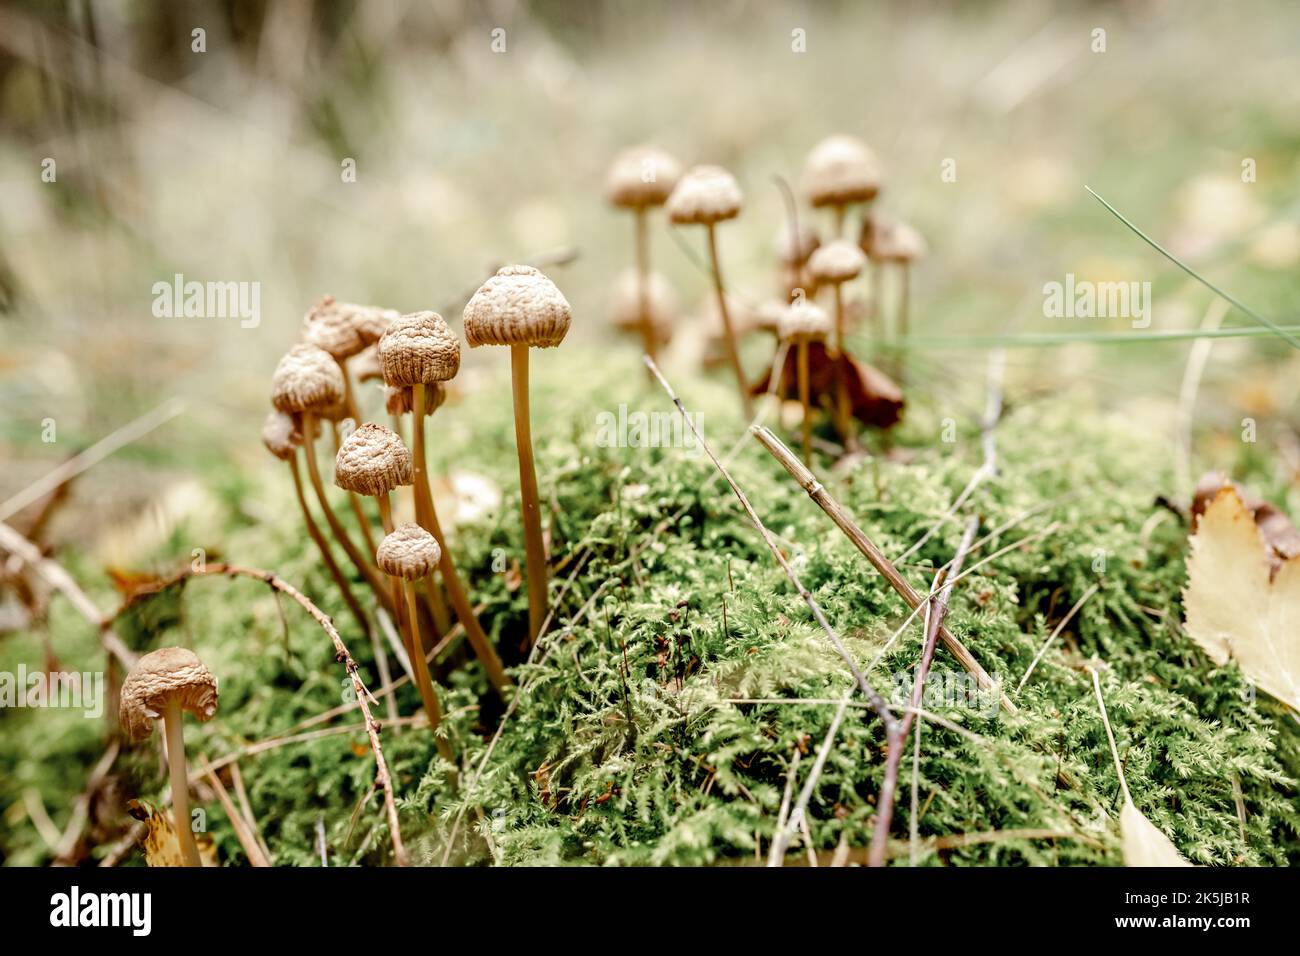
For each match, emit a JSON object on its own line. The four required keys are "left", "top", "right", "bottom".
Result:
{"left": 867, "top": 218, "right": 928, "bottom": 358}
{"left": 376, "top": 525, "right": 455, "bottom": 764}
{"left": 609, "top": 268, "right": 677, "bottom": 351}
{"left": 463, "top": 265, "right": 571, "bottom": 645}
{"left": 119, "top": 647, "right": 218, "bottom": 867}
{"left": 807, "top": 239, "right": 868, "bottom": 447}
{"left": 777, "top": 301, "right": 832, "bottom": 465}
{"left": 379, "top": 312, "right": 509, "bottom": 688}
{"left": 667, "top": 165, "right": 752, "bottom": 418}
{"left": 272, "top": 345, "right": 396, "bottom": 617}
{"left": 606, "top": 146, "right": 682, "bottom": 367}
{"left": 801, "top": 135, "right": 881, "bottom": 236}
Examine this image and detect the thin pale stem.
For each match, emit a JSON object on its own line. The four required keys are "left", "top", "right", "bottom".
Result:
{"left": 705, "top": 223, "right": 754, "bottom": 419}
{"left": 410, "top": 385, "right": 510, "bottom": 690}
{"left": 797, "top": 338, "right": 811, "bottom": 465}
{"left": 163, "top": 699, "right": 201, "bottom": 867}
{"left": 634, "top": 206, "right": 657, "bottom": 370}
{"left": 510, "top": 347, "right": 549, "bottom": 646}
{"left": 288, "top": 455, "right": 370, "bottom": 641}
{"left": 403, "top": 579, "right": 455, "bottom": 764}
{"left": 832, "top": 282, "right": 855, "bottom": 449}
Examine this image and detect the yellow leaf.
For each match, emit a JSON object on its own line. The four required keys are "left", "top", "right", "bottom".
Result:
{"left": 128, "top": 800, "right": 218, "bottom": 868}
{"left": 1120, "top": 800, "right": 1191, "bottom": 867}
{"left": 1183, "top": 487, "right": 1300, "bottom": 711}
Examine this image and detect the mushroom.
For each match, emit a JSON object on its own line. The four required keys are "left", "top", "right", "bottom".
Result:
{"left": 807, "top": 239, "right": 868, "bottom": 446}
{"left": 606, "top": 145, "right": 683, "bottom": 367}
{"left": 376, "top": 525, "right": 455, "bottom": 764}
{"left": 119, "top": 647, "right": 218, "bottom": 867}
{"left": 777, "top": 300, "right": 833, "bottom": 465}
{"left": 667, "top": 164, "right": 752, "bottom": 418}
{"left": 776, "top": 222, "right": 821, "bottom": 300}
{"left": 866, "top": 217, "right": 928, "bottom": 366}
{"left": 801, "top": 134, "right": 881, "bottom": 237}
{"left": 379, "top": 312, "right": 510, "bottom": 687}
{"left": 463, "top": 265, "right": 571, "bottom": 645}
{"left": 609, "top": 268, "right": 677, "bottom": 352}
{"left": 271, "top": 344, "right": 396, "bottom": 618}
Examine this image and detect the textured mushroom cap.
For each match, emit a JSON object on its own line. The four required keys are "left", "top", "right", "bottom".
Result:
{"left": 384, "top": 382, "right": 446, "bottom": 417}
{"left": 271, "top": 344, "right": 346, "bottom": 414}
{"left": 807, "top": 239, "right": 867, "bottom": 284}
{"left": 778, "top": 301, "right": 832, "bottom": 342}
{"left": 261, "top": 410, "right": 301, "bottom": 461}
{"left": 302, "top": 297, "right": 400, "bottom": 360}
{"left": 871, "top": 220, "right": 928, "bottom": 263}
{"left": 775, "top": 223, "right": 820, "bottom": 265}
{"left": 801, "top": 135, "right": 881, "bottom": 208}
{"left": 463, "top": 265, "right": 572, "bottom": 349}
{"left": 334, "top": 423, "right": 413, "bottom": 496}
{"left": 666, "top": 165, "right": 743, "bottom": 225}
{"left": 606, "top": 146, "right": 683, "bottom": 208}
{"left": 376, "top": 524, "right": 442, "bottom": 579}
{"left": 609, "top": 268, "right": 679, "bottom": 343}
{"left": 377, "top": 311, "right": 461, "bottom": 386}
{"left": 119, "top": 646, "right": 219, "bottom": 742}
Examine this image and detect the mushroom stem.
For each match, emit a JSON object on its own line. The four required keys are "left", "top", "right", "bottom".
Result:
{"left": 634, "top": 206, "right": 657, "bottom": 371}
{"left": 289, "top": 455, "right": 371, "bottom": 641}
{"left": 403, "top": 579, "right": 455, "bottom": 765}
{"left": 301, "top": 415, "right": 397, "bottom": 618}
{"left": 897, "top": 262, "right": 910, "bottom": 384}
{"left": 410, "top": 384, "right": 511, "bottom": 689}
{"left": 332, "top": 420, "right": 378, "bottom": 558}
{"left": 508, "top": 348, "right": 549, "bottom": 645}
{"left": 831, "top": 283, "right": 855, "bottom": 450}
{"left": 833, "top": 204, "right": 846, "bottom": 238}
{"left": 162, "top": 697, "right": 202, "bottom": 867}
{"left": 705, "top": 223, "right": 754, "bottom": 419}
{"left": 797, "top": 339, "right": 812, "bottom": 466}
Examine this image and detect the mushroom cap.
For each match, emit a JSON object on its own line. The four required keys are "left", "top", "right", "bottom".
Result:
{"left": 778, "top": 300, "right": 832, "bottom": 342}
{"left": 801, "top": 135, "right": 881, "bottom": 208}
{"left": 334, "top": 422, "right": 413, "bottom": 497}
{"left": 376, "top": 524, "right": 442, "bottom": 580}
{"left": 463, "top": 265, "right": 572, "bottom": 349}
{"left": 352, "top": 345, "right": 383, "bottom": 383}
{"left": 271, "top": 344, "right": 346, "bottom": 414}
{"left": 302, "top": 297, "right": 401, "bottom": 360}
{"left": 609, "top": 268, "right": 678, "bottom": 344}
{"left": 119, "top": 646, "right": 219, "bottom": 742}
{"left": 807, "top": 239, "right": 867, "bottom": 284}
{"left": 261, "top": 410, "right": 302, "bottom": 461}
{"left": 871, "top": 220, "right": 928, "bottom": 263}
{"left": 666, "top": 165, "right": 743, "bottom": 225}
{"left": 606, "top": 146, "right": 683, "bottom": 208}
{"left": 384, "top": 382, "right": 446, "bottom": 417}
{"left": 377, "top": 311, "right": 461, "bottom": 387}
{"left": 775, "top": 223, "right": 820, "bottom": 265}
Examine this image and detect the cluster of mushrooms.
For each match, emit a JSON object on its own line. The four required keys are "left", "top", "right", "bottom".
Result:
{"left": 605, "top": 134, "right": 926, "bottom": 463}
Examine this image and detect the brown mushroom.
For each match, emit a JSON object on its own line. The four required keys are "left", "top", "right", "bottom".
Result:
{"left": 379, "top": 312, "right": 510, "bottom": 687}
{"left": 120, "top": 647, "right": 218, "bottom": 867}
{"left": 801, "top": 135, "right": 881, "bottom": 236}
{"left": 667, "top": 165, "right": 752, "bottom": 417}
{"left": 606, "top": 146, "right": 683, "bottom": 367}
{"left": 777, "top": 300, "right": 832, "bottom": 465}
{"left": 463, "top": 265, "right": 571, "bottom": 645}
{"left": 868, "top": 218, "right": 928, "bottom": 363}
{"left": 376, "top": 525, "right": 455, "bottom": 764}
{"left": 807, "top": 239, "right": 868, "bottom": 447}
{"left": 609, "top": 268, "right": 677, "bottom": 351}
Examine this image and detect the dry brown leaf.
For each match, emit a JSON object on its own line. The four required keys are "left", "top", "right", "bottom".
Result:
{"left": 128, "top": 799, "right": 218, "bottom": 867}
{"left": 1183, "top": 487, "right": 1300, "bottom": 711}
{"left": 1120, "top": 800, "right": 1192, "bottom": 867}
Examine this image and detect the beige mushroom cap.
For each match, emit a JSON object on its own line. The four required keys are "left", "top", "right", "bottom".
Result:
{"left": 666, "top": 165, "right": 743, "bottom": 225}
{"left": 872, "top": 220, "right": 928, "bottom": 263}
{"left": 776, "top": 223, "right": 820, "bottom": 265}
{"left": 271, "top": 344, "right": 346, "bottom": 414}
{"left": 609, "top": 268, "right": 678, "bottom": 344}
{"left": 463, "top": 265, "right": 572, "bottom": 349}
{"left": 378, "top": 311, "right": 461, "bottom": 387}
{"left": 807, "top": 239, "right": 867, "bottom": 284}
{"left": 302, "top": 297, "right": 400, "bottom": 360}
{"left": 778, "top": 300, "right": 832, "bottom": 342}
{"left": 334, "top": 423, "right": 413, "bottom": 497}
{"left": 606, "top": 146, "right": 683, "bottom": 209}
{"left": 261, "top": 410, "right": 302, "bottom": 461}
{"left": 801, "top": 135, "right": 881, "bottom": 208}
{"left": 384, "top": 382, "right": 446, "bottom": 417}
{"left": 376, "top": 524, "right": 442, "bottom": 580}
{"left": 119, "top": 646, "right": 219, "bottom": 742}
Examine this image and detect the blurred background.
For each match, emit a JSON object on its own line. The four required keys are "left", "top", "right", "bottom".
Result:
{"left": 1, "top": 0, "right": 1299, "bottom": 557}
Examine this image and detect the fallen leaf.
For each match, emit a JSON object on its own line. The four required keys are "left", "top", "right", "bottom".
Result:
{"left": 1120, "top": 800, "right": 1192, "bottom": 867}
{"left": 1183, "top": 487, "right": 1300, "bottom": 710}
{"left": 1191, "top": 472, "right": 1300, "bottom": 577}
{"left": 127, "top": 799, "right": 218, "bottom": 867}
{"left": 750, "top": 342, "right": 904, "bottom": 429}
